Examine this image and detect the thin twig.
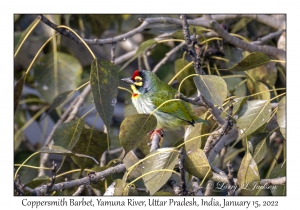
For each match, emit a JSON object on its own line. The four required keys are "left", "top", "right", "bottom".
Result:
{"left": 175, "top": 93, "right": 206, "bottom": 106}
{"left": 251, "top": 30, "right": 284, "bottom": 45}
{"left": 217, "top": 147, "right": 227, "bottom": 169}
{"left": 168, "top": 179, "right": 181, "bottom": 195}
{"left": 110, "top": 42, "right": 116, "bottom": 64}
{"left": 201, "top": 95, "right": 224, "bottom": 126}
{"left": 191, "top": 176, "right": 203, "bottom": 196}
{"left": 180, "top": 15, "right": 204, "bottom": 75}
{"left": 38, "top": 85, "right": 91, "bottom": 176}
{"left": 73, "top": 185, "right": 85, "bottom": 196}
{"left": 152, "top": 42, "right": 186, "bottom": 73}
{"left": 208, "top": 14, "right": 285, "bottom": 30}
{"left": 14, "top": 175, "right": 24, "bottom": 196}
{"left": 143, "top": 53, "right": 151, "bottom": 71}
{"left": 46, "top": 161, "right": 57, "bottom": 194}
{"left": 178, "top": 148, "right": 187, "bottom": 196}
{"left": 226, "top": 162, "right": 235, "bottom": 196}
{"left": 114, "top": 50, "right": 136, "bottom": 65}
{"left": 39, "top": 15, "right": 81, "bottom": 43}
{"left": 204, "top": 179, "right": 214, "bottom": 196}
{"left": 100, "top": 147, "right": 124, "bottom": 167}
{"left": 209, "top": 20, "right": 285, "bottom": 61}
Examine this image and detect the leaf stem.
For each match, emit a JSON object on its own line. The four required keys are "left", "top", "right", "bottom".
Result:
{"left": 168, "top": 62, "right": 193, "bottom": 85}
{"left": 56, "top": 25, "right": 96, "bottom": 59}
{"left": 14, "top": 152, "right": 39, "bottom": 179}
{"left": 75, "top": 81, "right": 90, "bottom": 91}
{"left": 25, "top": 34, "right": 58, "bottom": 75}
{"left": 14, "top": 17, "right": 41, "bottom": 58}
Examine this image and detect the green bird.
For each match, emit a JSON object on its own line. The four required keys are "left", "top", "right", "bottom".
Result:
{"left": 121, "top": 70, "right": 207, "bottom": 139}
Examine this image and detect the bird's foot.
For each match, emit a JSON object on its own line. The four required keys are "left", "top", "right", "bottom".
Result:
{"left": 148, "top": 129, "right": 164, "bottom": 140}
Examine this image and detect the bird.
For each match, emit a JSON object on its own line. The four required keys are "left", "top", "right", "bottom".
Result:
{"left": 121, "top": 70, "right": 207, "bottom": 140}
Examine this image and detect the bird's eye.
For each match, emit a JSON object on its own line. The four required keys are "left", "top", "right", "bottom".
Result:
{"left": 134, "top": 76, "right": 143, "bottom": 86}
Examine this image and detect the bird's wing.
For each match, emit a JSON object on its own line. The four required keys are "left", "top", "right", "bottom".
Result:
{"left": 150, "top": 91, "right": 196, "bottom": 124}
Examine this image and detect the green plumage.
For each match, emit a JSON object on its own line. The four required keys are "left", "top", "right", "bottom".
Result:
{"left": 122, "top": 70, "right": 207, "bottom": 130}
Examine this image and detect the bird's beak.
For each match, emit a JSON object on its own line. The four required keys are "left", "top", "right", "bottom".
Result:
{"left": 121, "top": 77, "right": 135, "bottom": 85}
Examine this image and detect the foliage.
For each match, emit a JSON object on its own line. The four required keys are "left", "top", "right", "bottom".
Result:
{"left": 14, "top": 14, "right": 286, "bottom": 196}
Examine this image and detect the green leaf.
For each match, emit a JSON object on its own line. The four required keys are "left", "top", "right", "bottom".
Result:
{"left": 48, "top": 90, "right": 75, "bottom": 114}
{"left": 237, "top": 100, "right": 272, "bottom": 140}
{"left": 14, "top": 74, "right": 26, "bottom": 112}
{"left": 25, "top": 175, "right": 50, "bottom": 189}
{"left": 119, "top": 114, "right": 157, "bottom": 154}
{"left": 277, "top": 96, "right": 286, "bottom": 139}
{"left": 227, "top": 52, "right": 271, "bottom": 71}
{"left": 53, "top": 118, "right": 85, "bottom": 151}
{"left": 137, "top": 135, "right": 152, "bottom": 156}
{"left": 38, "top": 145, "right": 73, "bottom": 155}
{"left": 253, "top": 138, "right": 268, "bottom": 164}
{"left": 237, "top": 152, "right": 260, "bottom": 195}
{"left": 142, "top": 148, "right": 179, "bottom": 195}
{"left": 185, "top": 149, "right": 213, "bottom": 179}
{"left": 71, "top": 129, "right": 108, "bottom": 169}
{"left": 174, "top": 59, "right": 196, "bottom": 96}
{"left": 123, "top": 151, "right": 142, "bottom": 181}
{"left": 247, "top": 62, "right": 277, "bottom": 87}
{"left": 14, "top": 110, "right": 26, "bottom": 151}
{"left": 34, "top": 52, "right": 82, "bottom": 104}
{"left": 193, "top": 75, "right": 227, "bottom": 109}
{"left": 224, "top": 77, "right": 247, "bottom": 97}
{"left": 90, "top": 58, "right": 119, "bottom": 133}
{"left": 223, "top": 43, "right": 243, "bottom": 69}
{"left": 221, "top": 148, "right": 245, "bottom": 168}
{"left": 269, "top": 162, "right": 286, "bottom": 196}
{"left": 184, "top": 123, "right": 206, "bottom": 153}
{"left": 120, "top": 39, "right": 157, "bottom": 71}
{"left": 246, "top": 81, "right": 270, "bottom": 100}
{"left": 232, "top": 97, "right": 248, "bottom": 115}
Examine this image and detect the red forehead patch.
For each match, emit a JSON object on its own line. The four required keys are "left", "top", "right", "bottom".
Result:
{"left": 132, "top": 70, "right": 140, "bottom": 79}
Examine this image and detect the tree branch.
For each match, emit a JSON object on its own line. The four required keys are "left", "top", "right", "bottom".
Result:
{"left": 207, "top": 127, "right": 239, "bottom": 163}
{"left": 39, "top": 15, "right": 81, "bottom": 43}
{"left": 180, "top": 15, "right": 204, "bottom": 75}
{"left": 204, "top": 179, "right": 214, "bottom": 196}
{"left": 38, "top": 85, "right": 91, "bottom": 176}
{"left": 39, "top": 15, "right": 285, "bottom": 62}
{"left": 208, "top": 14, "right": 285, "bottom": 30}
{"left": 203, "top": 103, "right": 233, "bottom": 156}
{"left": 178, "top": 148, "right": 187, "bottom": 196}
{"left": 251, "top": 30, "right": 285, "bottom": 45}
{"left": 209, "top": 20, "right": 285, "bottom": 61}
{"left": 152, "top": 42, "right": 186, "bottom": 73}
{"left": 25, "top": 164, "right": 126, "bottom": 195}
